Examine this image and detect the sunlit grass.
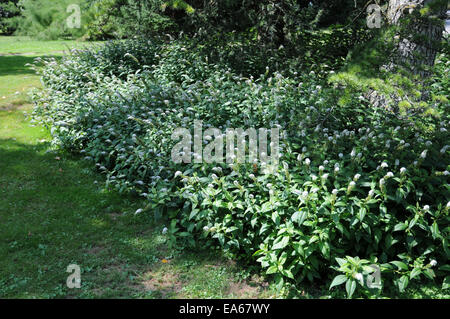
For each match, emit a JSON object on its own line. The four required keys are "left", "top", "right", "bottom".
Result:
{"left": 0, "top": 36, "right": 99, "bottom": 55}
{"left": 0, "top": 36, "right": 100, "bottom": 104}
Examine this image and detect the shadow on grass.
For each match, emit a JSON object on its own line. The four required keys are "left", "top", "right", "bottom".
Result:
{"left": 0, "top": 55, "right": 62, "bottom": 77}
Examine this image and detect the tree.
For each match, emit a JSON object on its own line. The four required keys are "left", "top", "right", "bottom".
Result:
{"left": 385, "top": 0, "right": 448, "bottom": 76}
{"left": 365, "top": 0, "right": 448, "bottom": 110}
{"left": 0, "top": 0, "right": 20, "bottom": 34}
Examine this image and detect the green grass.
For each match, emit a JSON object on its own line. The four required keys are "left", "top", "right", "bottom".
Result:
{"left": 0, "top": 35, "right": 100, "bottom": 106}
{"left": 0, "top": 36, "right": 273, "bottom": 299}
{"left": 0, "top": 36, "right": 97, "bottom": 55}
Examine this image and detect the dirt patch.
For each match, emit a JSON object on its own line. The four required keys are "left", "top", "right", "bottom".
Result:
{"left": 225, "top": 273, "right": 270, "bottom": 298}
{"left": 227, "top": 275, "right": 270, "bottom": 298}
{"left": 0, "top": 51, "right": 66, "bottom": 56}
{"left": 0, "top": 103, "right": 29, "bottom": 111}
{"left": 0, "top": 52, "right": 29, "bottom": 56}
{"left": 102, "top": 263, "right": 127, "bottom": 273}
{"left": 91, "top": 288, "right": 105, "bottom": 297}
{"left": 226, "top": 281, "right": 262, "bottom": 298}
{"left": 203, "top": 258, "right": 236, "bottom": 269}
{"left": 86, "top": 245, "right": 104, "bottom": 255}
{"left": 141, "top": 270, "right": 184, "bottom": 298}
{"left": 108, "top": 212, "right": 122, "bottom": 220}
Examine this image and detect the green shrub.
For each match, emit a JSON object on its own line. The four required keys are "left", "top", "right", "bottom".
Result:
{"left": 32, "top": 39, "right": 450, "bottom": 298}
{"left": 84, "top": 0, "right": 184, "bottom": 40}
{"left": 34, "top": 38, "right": 162, "bottom": 93}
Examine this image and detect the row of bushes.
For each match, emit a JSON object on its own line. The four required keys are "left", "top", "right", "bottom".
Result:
{"left": 31, "top": 38, "right": 449, "bottom": 297}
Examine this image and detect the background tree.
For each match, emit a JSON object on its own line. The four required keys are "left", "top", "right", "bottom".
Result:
{"left": 385, "top": 0, "right": 448, "bottom": 76}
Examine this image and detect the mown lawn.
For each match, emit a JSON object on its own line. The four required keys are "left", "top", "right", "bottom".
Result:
{"left": 0, "top": 36, "right": 103, "bottom": 107}
{"left": 0, "top": 36, "right": 273, "bottom": 298}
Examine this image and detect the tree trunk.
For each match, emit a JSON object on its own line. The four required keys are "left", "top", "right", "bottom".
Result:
{"left": 385, "top": 0, "right": 447, "bottom": 76}
{"left": 368, "top": 0, "right": 447, "bottom": 110}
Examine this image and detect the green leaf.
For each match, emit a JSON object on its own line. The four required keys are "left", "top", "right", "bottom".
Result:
{"left": 398, "top": 275, "right": 409, "bottom": 292}
{"left": 335, "top": 257, "right": 347, "bottom": 267}
{"left": 293, "top": 242, "right": 305, "bottom": 257}
{"left": 423, "top": 268, "right": 435, "bottom": 280}
{"left": 394, "top": 222, "right": 408, "bottom": 231}
{"left": 442, "top": 276, "right": 450, "bottom": 290}
{"left": 266, "top": 265, "right": 278, "bottom": 274}
{"left": 250, "top": 217, "right": 258, "bottom": 228}
{"left": 272, "top": 236, "right": 289, "bottom": 250}
{"left": 261, "top": 202, "right": 272, "bottom": 213}
{"left": 188, "top": 209, "right": 199, "bottom": 220}
{"left": 282, "top": 269, "right": 294, "bottom": 279}
{"left": 291, "top": 210, "right": 307, "bottom": 226}
{"left": 252, "top": 249, "right": 264, "bottom": 257}
{"left": 308, "top": 235, "right": 319, "bottom": 244}
{"left": 225, "top": 226, "right": 238, "bottom": 233}
{"left": 271, "top": 211, "right": 280, "bottom": 224}
{"left": 409, "top": 268, "right": 421, "bottom": 280}
{"left": 278, "top": 252, "right": 288, "bottom": 266}
{"left": 319, "top": 241, "right": 330, "bottom": 258}
{"left": 357, "top": 207, "right": 366, "bottom": 221}
{"left": 439, "top": 265, "right": 450, "bottom": 272}
{"left": 274, "top": 274, "right": 284, "bottom": 291}
{"left": 391, "top": 261, "right": 408, "bottom": 270}
{"left": 178, "top": 232, "right": 191, "bottom": 237}
{"left": 259, "top": 223, "right": 269, "bottom": 235}
{"left": 430, "top": 222, "right": 440, "bottom": 239}
{"left": 345, "top": 279, "right": 356, "bottom": 298}
{"left": 329, "top": 275, "right": 348, "bottom": 289}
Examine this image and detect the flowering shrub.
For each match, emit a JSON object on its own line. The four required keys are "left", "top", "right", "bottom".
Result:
{"left": 32, "top": 39, "right": 449, "bottom": 297}
{"left": 34, "top": 39, "right": 162, "bottom": 94}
